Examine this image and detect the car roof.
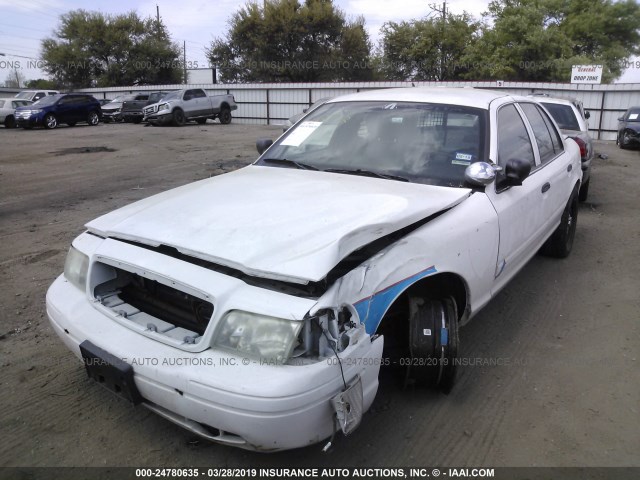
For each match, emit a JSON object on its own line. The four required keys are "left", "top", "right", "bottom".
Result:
{"left": 535, "top": 97, "right": 578, "bottom": 108}
{"left": 327, "top": 87, "right": 514, "bottom": 109}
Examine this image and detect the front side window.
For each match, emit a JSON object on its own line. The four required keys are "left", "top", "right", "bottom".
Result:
{"left": 257, "top": 101, "right": 488, "bottom": 187}
{"left": 497, "top": 104, "right": 535, "bottom": 169}
{"left": 625, "top": 108, "right": 640, "bottom": 121}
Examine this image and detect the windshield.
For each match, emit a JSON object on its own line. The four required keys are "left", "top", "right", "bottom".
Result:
{"left": 32, "top": 95, "right": 60, "bottom": 106}
{"left": 626, "top": 109, "right": 640, "bottom": 121}
{"left": 15, "top": 92, "right": 34, "bottom": 99}
{"left": 161, "top": 91, "right": 181, "bottom": 101}
{"left": 540, "top": 103, "right": 581, "bottom": 131}
{"left": 258, "top": 101, "right": 488, "bottom": 187}
{"left": 13, "top": 100, "right": 32, "bottom": 107}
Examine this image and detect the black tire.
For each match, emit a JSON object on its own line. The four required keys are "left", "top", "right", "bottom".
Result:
{"left": 67, "top": 122, "right": 77, "bottom": 127}
{"left": 219, "top": 107, "right": 232, "bottom": 125}
{"left": 578, "top": 178, "right": 590, "bottom": 202}
{"left": 541, "top": 189, "right": 578, "bottom": 258}
{"left": 196, "top": 118, "right": 207, "bottom": 125}
{"left": 87, "top": 111, "right": 99, "bottom": 126}
{"left": 619, "top": 132, "right": 629, "bottom": 149}
{"left": 172, "top": 109, "right": 186, "bottom": 126}
{"left": 44, "top": 113, "right": 57, "bottom": 129}
{"left": 406, "top": 296, "right": 459, "bottom": 393}
{"left": 133, "top": 118, "right": 142, "bottom": 124}
{"left": 5, "top": 116, "right": 16, "bottom": 128}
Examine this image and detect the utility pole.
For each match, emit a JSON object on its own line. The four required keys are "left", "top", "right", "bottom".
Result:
{"left": 429, "top": 1, "right": 447, "bottom": 80}
{"left": 183, "top": 41, "right": 187, "bottom": 84}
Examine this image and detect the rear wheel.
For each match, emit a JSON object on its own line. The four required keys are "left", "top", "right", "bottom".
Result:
{"left": 173, "top": 109, "right": 186, "bottom": 126}
{"left": 5, "top": 116, "right": 16, "bottom": 128}
{"left": 87, "top": 111, "right": 99, "bottom": 126}
{"left": 541, "top": 189, "right": 578, "bottom": 258}
{"left": 219, "top": 107, "right": 232, "bottom": 125}
{"left": 406, "top": 296, "right": 459, "bottom": 393}
{"left": 44, "top": 113, "right": 57, "bottom": 129}
{"left": 578, "top": 178, "right": 590, "bottom": 202}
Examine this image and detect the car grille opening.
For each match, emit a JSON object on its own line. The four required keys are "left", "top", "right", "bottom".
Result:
{"left": 93, "top": 263, "right": 213, "bottom": 342}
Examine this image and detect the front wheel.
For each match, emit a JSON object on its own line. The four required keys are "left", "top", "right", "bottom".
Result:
{"left": 219, "top": 107, "right": 232, "bottom": 125}
{"left": 541, "top": 189, "right": 578, "bottom": 258}
{"left": 172, "top": 109, "right": 186, "bottom": 126}
{"left": 406, "top": 296, "right": 459, "bottom": 393}
{"left": 44, "top": 113, "right": 57, "bottom": 129}
{"left": 5, "top": 116, "right": 16, "bottom": 128}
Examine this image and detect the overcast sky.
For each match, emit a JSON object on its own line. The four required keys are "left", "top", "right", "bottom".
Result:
{"left": 1, "top": 0, "right": 638, "bottom": 84}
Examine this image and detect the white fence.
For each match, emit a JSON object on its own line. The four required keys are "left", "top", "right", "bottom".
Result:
{"left": 78, "top": 81, "right": 640, "bottom": 141}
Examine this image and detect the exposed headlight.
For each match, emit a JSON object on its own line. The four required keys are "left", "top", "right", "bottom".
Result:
{"left": 213, "top": 311, "right": 302, "bottom": 363}
{"left": 63, "top": 246, "right": 89, "bottom": 291}
{"left": 158, "top": 103, "right": 170, "bottom": 111}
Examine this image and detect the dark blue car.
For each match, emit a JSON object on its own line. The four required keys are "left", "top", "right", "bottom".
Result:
{"left": 617, "top": 107, "right": 640, "bottom": 149}
{"left": 15, "top": 93, "right": 102, "bottom": 129}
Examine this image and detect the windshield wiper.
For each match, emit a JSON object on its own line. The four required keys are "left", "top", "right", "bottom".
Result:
{"left": 324, "top": 168, "right": 409, "bottom": 182}
{"left": 261, "top": 158, "right": 319, "bottom": 171}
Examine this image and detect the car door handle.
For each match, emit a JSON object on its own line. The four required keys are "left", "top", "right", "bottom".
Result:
{"left": 541, "top": 182, "right": 551, "bottom": 193}
{"left": 567, "top": 164, "right": 572, "bottom": 172}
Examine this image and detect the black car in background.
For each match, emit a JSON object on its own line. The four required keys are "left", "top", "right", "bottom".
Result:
{"left": 617, "top": 107, "right": 640, "bottom": 149}
{"left": 15, "top": 94, "right": 102, "bottom": 129}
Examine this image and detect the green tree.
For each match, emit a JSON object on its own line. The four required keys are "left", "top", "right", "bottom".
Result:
{"left": 25, "top": 78, "right": 60, "bottom": 89}
{"left": 41, "top": 10, "right": 184, "bottom": 88}
{"left": 462, "top": 0, "right": 640, "bottom": 82}
{"left": 378, "top": 12, "right": 481, "bottom": 81}
{"left": 207, "top": 0, "right": 373, "bottom": 82}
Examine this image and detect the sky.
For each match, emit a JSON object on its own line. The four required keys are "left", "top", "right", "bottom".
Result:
{"left": 0, "top": 0, "right": 638, "bottom": 85}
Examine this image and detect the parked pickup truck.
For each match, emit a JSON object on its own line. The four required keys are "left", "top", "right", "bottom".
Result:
{"left": 122, "top": 91, "right": 168, "bottom": 123}
{"left": 143, "top": 88, "right": 237, "bottom": 126}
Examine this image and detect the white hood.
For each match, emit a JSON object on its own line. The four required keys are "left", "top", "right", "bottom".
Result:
{"left": 86, "top": 166, "right": 470, "bottom": 283}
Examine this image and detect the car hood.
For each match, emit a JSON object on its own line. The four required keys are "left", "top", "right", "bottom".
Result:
{"left": 86, "top": 166, "right": 471, "bottom": 283}
{"left": 102, "top": 102, "right": 123, "bottom": 110}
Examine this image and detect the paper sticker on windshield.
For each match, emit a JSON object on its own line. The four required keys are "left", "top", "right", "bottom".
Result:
{"left": 629, "top": 113, "right": 639, "bottom": 120}
{"left": 281, "top": 121, "right": 322, "bottom": 146}
{"left": 452, "top": 153, "right": 472, "bottom": 165}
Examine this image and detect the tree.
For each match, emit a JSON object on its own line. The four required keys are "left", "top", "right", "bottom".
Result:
{"left": 25, "top": 78, "right": 60, "bottom": 89}
{"left": 41, "top": 10, "right": 184, "bottom": 88}
{"left": 461, "top": 0, "right": 640, "bottom": 82}
{"left": 378, "top": 12, "right": 481, "bottom": 81}
{"left": 207, "top": 0, "right": 373, "bottom": 82}
{"left": 4, "top": 68, "right": 26, "bottom": 88}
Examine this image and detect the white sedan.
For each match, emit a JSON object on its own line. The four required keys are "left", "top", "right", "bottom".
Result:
{"left": 47, "top": 87, "right": 582, "bottom": 451}
{"left": 0, "top": 98, "right": 32, "bottom": 128}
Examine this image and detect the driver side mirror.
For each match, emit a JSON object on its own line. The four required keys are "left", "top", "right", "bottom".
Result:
{"left": 256, "top": 138, "right": 273, "bottom": 155}
{"left": 503, "top": 158, "right": 532, "bottom": 186}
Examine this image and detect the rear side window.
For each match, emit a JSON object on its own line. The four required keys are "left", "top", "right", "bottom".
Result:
{"left": 540, "top": 102, "right": 580, "bottom": 131}
{"left": 497, "top": 104, "right": 535, "bottom": 168}
{"left": 519, "top": 103, "right": 558, "bottom": 164}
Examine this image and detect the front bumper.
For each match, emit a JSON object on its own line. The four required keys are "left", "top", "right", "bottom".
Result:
{"left": 102, "top": 111, "right": 122, "bottom": 122}
{"left": 16, "top": 113, "right": 42, "bottom": 127}
{"left": 46, "top": 274, "right": 382, "bottom": 451}
{"left": 144, "top": 112, "right": 174, "bottom": 125}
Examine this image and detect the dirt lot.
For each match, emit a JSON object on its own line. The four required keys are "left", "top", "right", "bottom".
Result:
{"left": 0, "top": 121, "right": 638, "bottom": 469}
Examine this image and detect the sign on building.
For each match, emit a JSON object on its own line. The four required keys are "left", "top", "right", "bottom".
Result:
{"left": 571, "top": 65, "right": 603, "bottom": 84}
